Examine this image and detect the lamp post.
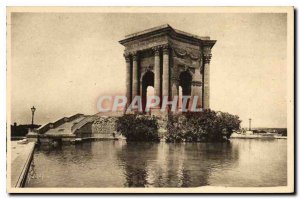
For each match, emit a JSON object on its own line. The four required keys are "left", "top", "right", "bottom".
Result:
{"left": 249, "top": 118, "right": 252, "bottom": 131}
{"left": 31, "top": 106, "right": 36, "bottom": 126}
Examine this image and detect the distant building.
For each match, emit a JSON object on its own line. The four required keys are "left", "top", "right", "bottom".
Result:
{"left": 10, "top": 123, "right": 41, "bottom": 137}
{"left": 253, "top": 130, "right": 267, "bottom": 134}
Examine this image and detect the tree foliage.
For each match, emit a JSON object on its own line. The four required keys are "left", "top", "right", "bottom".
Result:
{"left": 116, "top": 110, "right": 241, "bottom": 142}
{"left": 116, "top": 114, "right": 160, "bottom": 142}
{"left": 166, "top": 110, "right": 241, "bottom": 142}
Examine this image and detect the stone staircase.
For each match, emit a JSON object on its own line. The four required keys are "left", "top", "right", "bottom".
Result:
{"left": 28, "top": 112, "right": 126, "bottom": 143}
{"left": 27, "top": 114, "right": 86, "bottom": 142}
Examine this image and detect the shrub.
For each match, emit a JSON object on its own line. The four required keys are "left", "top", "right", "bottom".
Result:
{"left": 166, "top": 110, "right": 241, "bottom": 142}
{"left": 116, "top": 114, "right": 160, "bottom": 142}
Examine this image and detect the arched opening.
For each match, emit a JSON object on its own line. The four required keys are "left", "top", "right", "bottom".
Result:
{"left": 141, "top": 71, "right": 154, "bottom": 112}
{"left": 179, "top": 71, "right": 192, "bottom": 111}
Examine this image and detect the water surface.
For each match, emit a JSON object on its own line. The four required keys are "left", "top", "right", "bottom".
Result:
{"left": 26, "top": 139, "right": 287, "bottom": 187}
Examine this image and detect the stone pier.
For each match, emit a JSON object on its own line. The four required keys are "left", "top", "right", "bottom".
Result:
{"left": 11, "top": 141, "right": 35, "bottom": 187}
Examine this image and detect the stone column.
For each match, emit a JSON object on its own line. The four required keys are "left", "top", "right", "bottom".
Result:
{"left": 203, "top": 50, "right": 212, "bottom": 109}
{"left": 132, "top": 52, "right": 138, "bottom": 100}
{"left": 162, "top": 45, "right": 170, "bottom": 99}
{"left": 171, "top": 79, "right": 178, "bottom": 99}
{"left": 191, "top": 81, "right": 202, "bottom": 109}
{"left": 191, "top": 68, "right": 202, "bottom": 109}
{"left": 171, "top": 78, "right": 179, "bottom": 112}
{"left": 153, "top": 46, "right": 161, "bottom": 100}
{"left": 124, "top": 53, "right": 131, "bottom": 106}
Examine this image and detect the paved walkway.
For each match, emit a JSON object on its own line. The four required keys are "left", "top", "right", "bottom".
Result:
{"left": 11, "top": 141, "right": 35, "bottom": 187}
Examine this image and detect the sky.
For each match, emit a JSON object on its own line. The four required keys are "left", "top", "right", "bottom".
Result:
{"left": 10, "top": 12, "right": 287, "bottom": 128}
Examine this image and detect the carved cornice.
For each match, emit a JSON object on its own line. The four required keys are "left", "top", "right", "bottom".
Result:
{"left": 119, "top": 24, "right": 216, "bottom": 49}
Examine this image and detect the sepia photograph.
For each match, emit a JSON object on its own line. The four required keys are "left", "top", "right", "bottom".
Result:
{"left": 6, "top": 7, "right": 294, "bottom": 193}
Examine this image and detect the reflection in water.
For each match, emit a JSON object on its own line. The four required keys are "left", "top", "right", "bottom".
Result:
{"left": 117, "top": 143, "right": 155, "bottom": 187}
{"left": 116, "top": 142, "right": 238, "bottom": 187}
{"left": 26, "top": 139, "right": 287, "bottom": 187}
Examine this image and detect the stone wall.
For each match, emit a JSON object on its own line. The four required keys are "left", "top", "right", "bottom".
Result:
{"left": 75, "top": 122, "right": 93, "bottom": 138}
{"left": 91, "top": 116, "right": 122, "bottom": 139}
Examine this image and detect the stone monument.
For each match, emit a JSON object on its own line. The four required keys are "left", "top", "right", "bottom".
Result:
{"left": 119, "top": 24, "right": 216, "bottom": 113}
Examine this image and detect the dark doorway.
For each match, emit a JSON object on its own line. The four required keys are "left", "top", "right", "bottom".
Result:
{"left": 179, "top": 71, "right": 192, "bottom": 110}
{"left": 141, "top": 71, "right": 154, "bottom": 112}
